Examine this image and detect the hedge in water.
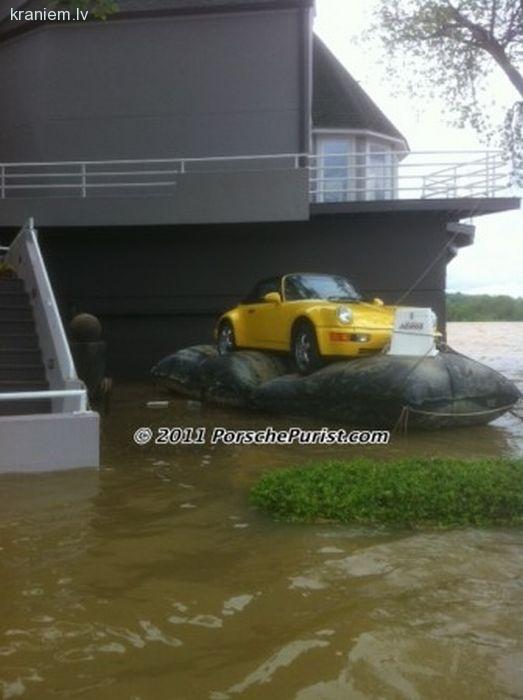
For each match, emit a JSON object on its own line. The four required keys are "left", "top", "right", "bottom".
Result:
{"left": 250, "top": 458, "right": 523, "bottom": 527}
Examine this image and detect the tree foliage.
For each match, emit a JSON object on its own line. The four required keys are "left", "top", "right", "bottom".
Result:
{"left": 447, "top": 291, "right": 523, "bottom": 319}
{"left": 55, "top": 0, "right": 118, "bottom": 20}
{"left": 371, "top": 0, "right": 523, "bottom": 175}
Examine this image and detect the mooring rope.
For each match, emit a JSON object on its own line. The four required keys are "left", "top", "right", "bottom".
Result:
{"left": 393, "top": 402, "right": 522, "bottom": 435}
{"left": 394, "top": 195, "right": 487, "bottom": 307}
{"left": 394, "top": 230, "right": 460, "bottom": 306}
{"left": 392, "top": 406, "right": 410, "bottom": 434}
{"left": 404, "top": 403, "right": 519, "bottom": 418}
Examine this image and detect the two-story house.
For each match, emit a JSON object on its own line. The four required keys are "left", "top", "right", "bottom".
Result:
{"left": 0, "top": 0, "right": 519, "bottom": 376}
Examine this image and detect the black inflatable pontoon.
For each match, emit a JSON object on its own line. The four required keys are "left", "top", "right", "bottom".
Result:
{"left": 151, "top": 345, "right": 521, "bottom": 429}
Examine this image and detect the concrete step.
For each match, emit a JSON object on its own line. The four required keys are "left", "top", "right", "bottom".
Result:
{"left": 0, "top": 278, "right": 25, "bottom": 293}
{"left": 0, "top": 410, "right": 100, "bottom": 471}
{"left": 0, "top": 379, "right": 48, "bottom": 392}
{"left": 0, "top": 275, "right": 49, "bottom": 417}
{"left": 0, "top": 365, "right": 46, "bottom": 381}
{"left": 0, "top": 293, "right": 30, "bottom": 307}
{"left": 0, "top": 334, "right": 40, "bottom": 350}
{"left": 0, "top": 349, "right": 42, "bottom": 364}
{"left": 0, "top": 399, "right": 52, "bottom": 417}
{"left": 0, "top": 320, "right": 35, "bottom": 334}
{"left": 0, "top": 306, "right": 33, "bottom": 321}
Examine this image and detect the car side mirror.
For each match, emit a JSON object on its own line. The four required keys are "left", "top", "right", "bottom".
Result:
{"left": 263, "top": 292, "right": 282, "bottom": 304}
{"left": 373, "top": 298, "right": 384, "bottom": 306}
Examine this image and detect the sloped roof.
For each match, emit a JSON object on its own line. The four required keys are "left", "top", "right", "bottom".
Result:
{"left": 313, "top": 35, "right": 407, "bottom": 147}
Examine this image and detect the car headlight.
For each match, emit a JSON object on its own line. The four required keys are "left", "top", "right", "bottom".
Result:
{"left": 337, "top": 305, "right": 353, "bottom": 325}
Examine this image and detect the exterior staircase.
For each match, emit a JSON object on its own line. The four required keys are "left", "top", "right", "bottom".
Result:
{"left": 0, "top": 275, "right": 51, "bottom": 415}
{"left": 0, "top": 219, "right": 99, "bottom": 472}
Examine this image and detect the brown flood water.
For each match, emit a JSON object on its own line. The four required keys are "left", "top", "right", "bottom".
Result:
{"left": 1, "top": 322, "right": 522, "bottom": 700}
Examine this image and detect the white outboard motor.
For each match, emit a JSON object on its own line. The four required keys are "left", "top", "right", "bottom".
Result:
{"left": 388, "top": 308, "right": 438, "bottom": 357}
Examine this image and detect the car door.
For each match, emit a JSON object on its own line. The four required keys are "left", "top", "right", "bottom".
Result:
{"left": 242, "top": 278, "right": 284, "bottom": 349}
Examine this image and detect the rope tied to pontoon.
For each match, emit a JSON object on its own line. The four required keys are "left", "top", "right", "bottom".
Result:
{"left": 393, "top": 402, "right": 523, "bottom": 434}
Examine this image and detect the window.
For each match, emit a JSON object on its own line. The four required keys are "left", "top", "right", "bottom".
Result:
{"left": 367, "top": 142, "right": 395, "bottom": 200}
{"left": 242, "top": 277, "right": 281, "bottom": 303}
{"left": 284, "top": 274, "right": 360, "bottom": 302}
{"left": 313, "top": 133, "right": 400, "bottom": 202}
{"left": 315, "top": 137, "right": 355, "bottom": 203}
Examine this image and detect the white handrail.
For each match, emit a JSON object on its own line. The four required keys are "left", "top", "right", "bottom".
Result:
{"left": 0, "top": 390, "right": 85, "bottom": 400}
{"left": 309, "top": 170, "right": 507, "bottom": 184}
{"left": 28, "top": 219, "right": 77, "bottom": 380}
{"left": 0, "top": 153, "right": 308, "bottom": 167}
{"left": 5, "top": 170, "right": 180, "bottom": 178}
{"left": 309, "top": 156, "right": 505, "bottom": 167}
{"left": 0, "top": 150, "right": 513, "bottom": 203}
{"left": 3, "top": 182, "right": 177, "bottom": 190}
{"left": 0, "top": 390, "right": 87, "bottom": 413}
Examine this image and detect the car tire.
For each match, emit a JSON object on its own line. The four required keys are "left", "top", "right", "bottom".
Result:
{"left": 292, "top": 321, "right": 323, "bottom": 375}
{"left": 217, "top": 320, "right": 237, "bottom": 355}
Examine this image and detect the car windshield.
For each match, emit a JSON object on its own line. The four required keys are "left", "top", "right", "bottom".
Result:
{"left": 284, "top": 274, "right": 361, "bottom": 302}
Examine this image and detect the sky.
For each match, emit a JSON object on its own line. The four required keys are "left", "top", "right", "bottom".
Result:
{"left": 315, "top": 0, "right": 523, "bottom": 298}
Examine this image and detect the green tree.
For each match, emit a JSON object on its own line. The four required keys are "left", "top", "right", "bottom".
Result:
{"left": 55, "top": 0, "right": 118, "bottom": 20}
{"left": 447, "top": 292, "right": 523, "bottom": 320}
{"left": 371, "top": 0, "right": 523, "bottom": 175}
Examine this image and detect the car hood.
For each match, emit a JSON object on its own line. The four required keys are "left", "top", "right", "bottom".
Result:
{"left": 351, "top": 303, "right": 396, "bottom": 328}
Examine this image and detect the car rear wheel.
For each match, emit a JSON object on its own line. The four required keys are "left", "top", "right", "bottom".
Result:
{"left": 292, "top": 321, "right": 322, "bottom": 375}
{"left": 217, "top": 320, "right": 236, "bottom": 355}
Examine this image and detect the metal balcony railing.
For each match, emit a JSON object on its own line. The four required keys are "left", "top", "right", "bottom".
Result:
{"left": 309, "top": 150, "right": 510, "bottom": 202}
{"left": 0, "top": 150, "right": 513, "bottom": 202}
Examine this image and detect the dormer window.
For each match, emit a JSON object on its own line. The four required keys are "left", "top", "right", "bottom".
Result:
{"left": 312, "top": 36, "right": 408, "bottom": 203}
{"left": 315, "top": 135, "right": 355, "bottom": 202}
{"left": 312, "top": 131, "right": 400, "bottom": 203}
{"left": 367, "top": 140, "right": 396, "bottom": 201}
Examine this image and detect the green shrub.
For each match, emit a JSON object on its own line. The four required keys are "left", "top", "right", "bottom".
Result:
{"left": 250, "top": 458, "right": 523, "bottom": 527}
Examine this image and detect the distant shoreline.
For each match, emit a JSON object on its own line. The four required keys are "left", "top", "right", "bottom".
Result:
{"left": 447, "top": 293, "right": 523, "bottom": 322}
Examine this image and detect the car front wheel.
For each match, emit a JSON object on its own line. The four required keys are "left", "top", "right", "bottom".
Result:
{"left": 292, "top": 321, "right": 322, "bottom": 374}
{"left": 217, "top": 320, "right": 236, "bottom": 355}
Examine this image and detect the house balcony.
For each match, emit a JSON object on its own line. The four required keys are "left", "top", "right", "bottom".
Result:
{"left": 308, "top": 149, "right": 519, "bottom": 218}
{"left": 0, "top": 150, "right": 519, "bottom": 229}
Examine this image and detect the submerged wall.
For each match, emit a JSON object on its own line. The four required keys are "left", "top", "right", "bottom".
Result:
{"left": 36, "top": 212, "right": 450, "bottom": 378}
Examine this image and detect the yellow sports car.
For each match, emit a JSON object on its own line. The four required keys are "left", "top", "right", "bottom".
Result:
{"left": 216, "top": 272, "right": 399, "bottom": 374}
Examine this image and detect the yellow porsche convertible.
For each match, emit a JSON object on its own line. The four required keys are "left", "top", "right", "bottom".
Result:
{"left": 216, "top": 272, "right": 399, "bottom": 374}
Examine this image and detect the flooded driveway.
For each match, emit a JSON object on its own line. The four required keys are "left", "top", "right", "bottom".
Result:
{"left": 1, "top": 323, "right": 522, "bottom": 699}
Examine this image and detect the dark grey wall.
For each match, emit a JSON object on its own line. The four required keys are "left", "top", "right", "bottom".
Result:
{"left": 0, "top": 9, "right": 304, "bottom": 161}
{"left": 0, "top": 170, "right": 310, "bottom": 226}
{"left": 36, "top": 212, "right": 451, "bottom": 378}
{"left": 0, "top": 8, "right": 310, "bottom": 224}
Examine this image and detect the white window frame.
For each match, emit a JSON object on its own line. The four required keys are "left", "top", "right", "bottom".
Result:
{"left": 366, "top": 140, "right": 395, "bottom": 201}
{"left": 313, "top": 129, "right": 404, "bottom": 203}
{"left": 314, "top": 134, "right": 356, "bottom": 203}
